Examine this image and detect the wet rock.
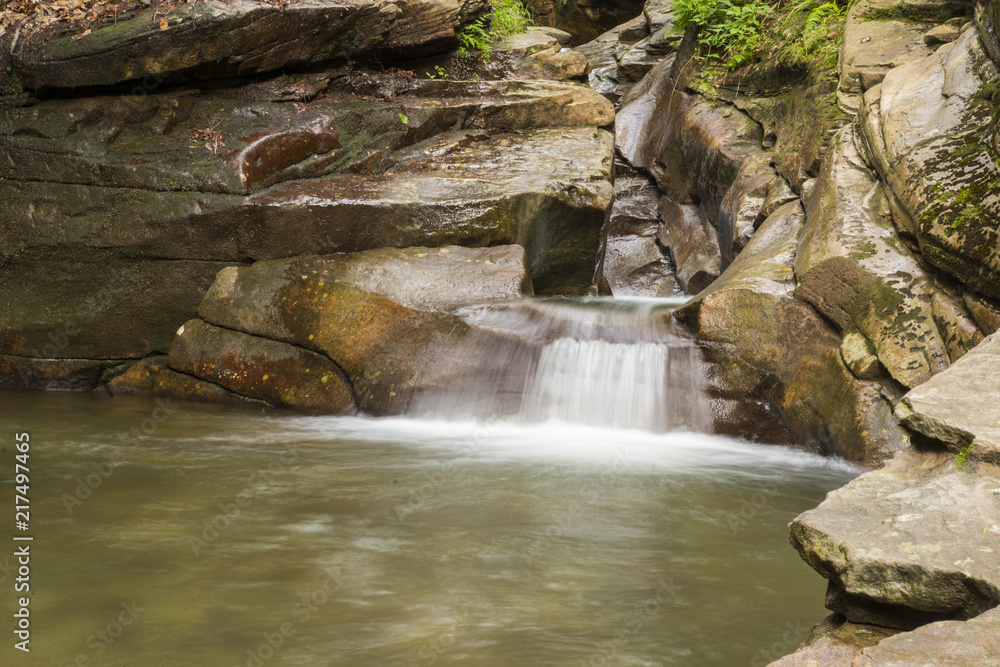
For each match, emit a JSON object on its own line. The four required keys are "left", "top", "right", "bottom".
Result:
{"left": 6, "top": 0, "right": 488, "bottom": 91}
{"left": 721, "top": 153, "right": 782, "bottom": 257}
{"left": 853, "top": 607, "right": 1000, "bottom": 665}
{"left": 923, "top": 23, "right": 962, "bottom": 44}
{"left": 980, "top": 0, "right": 1000, "bottom": 68}
{"left": 857, "top": 27, "right": 1000, "bottom": 301}
{"left": 245, "top": 128, "right": 614, "bottom": 294}
{"left": 0, "top": 75, "right": 613, "bottom": 195}
{"left": 196, "top": 255, "right": 528, "bottom": 414}
{"left": 768, "top": 614, "right": 900, "bottom": 667}
{"left": 598, "top": 167, "right": 678, "bottom": 297}
{"left": 657, "top": 197, "right": 720, "bottom": 294}
{"left": 896, "top": 330, "right": 1000, "bottom": 464}
{"left": 790, "top": 447, "right": 1000, "bottom": 629}
{"left": 103, "top": 356, "right": 261, "bottom": 405}
{"left": 167, "top": 319, "right": 356, "bottom": 414}
{"left": 794, "top": 126, "right": 950, "bottom": 389}
{"left": 528, "top": 26, "right": 573, "bottom": 45}
{"left": 616, "top": 38, "right": 663, "bottom": 82}
{"left": 677, "top": 201, "right": 906, "bottom": 466}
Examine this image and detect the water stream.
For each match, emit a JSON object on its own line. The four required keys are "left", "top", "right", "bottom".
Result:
{"left": 0, "top": 297, "right": 859, "bottom": 666}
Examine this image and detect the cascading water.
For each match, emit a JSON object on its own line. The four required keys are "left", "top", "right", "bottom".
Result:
{"left": 415, "top": 296, "right": 711, "bottom": 433}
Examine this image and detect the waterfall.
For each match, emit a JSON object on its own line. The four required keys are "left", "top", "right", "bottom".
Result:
{"left": 412, "top": 297, "right": 710, "bottom": 434}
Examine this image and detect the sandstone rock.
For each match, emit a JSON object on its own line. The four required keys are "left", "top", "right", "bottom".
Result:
{"left": 923, "top": 23, "right": 962, "bottom": 44}
{"left": 896, "top": 330, "right": 1000, "bottom": 464}
{"left": 980, "top": 0, "right": 1000, "bottom": 68}
{"left": 244, "top": 128, "right": 614, "bottom": 294}
{"left": 6, "top": 0, "right": 489, "bottom": 91}
{"left": 853, "top": 607, "right": 1000, "bottom": 666}
{"left": 857, "top": 27, "right": 1000, "bottom": 301}
{"left": 930, "top": 291, "right": 984, "bottom": 362}
{"left": 768, "top": 614, "right": 900, "bottom": 667}
{"left": 103, "top": 356, "right": 261, "bottom": 405}
{"left": 616, "top": 38, "right": 663, "bottom": 82}
{"left": 790, "top": 448, "right": 1000, "bottom": 629}
{"left": 721, "top": 153, "right": 781, "bottom": 257}
{"left": 0, "top": 356, "right": 127, "bottom": 391}
{"left": 168, "top": 319, "right": 356, "bottom": 414}
{"left": 965, "top": 292, "right": 1000, "bottom": 335}
{"left": 840, "top": 333, "right": 886, "bottom": 381}
{"left": 795, "top": 126, "right": 950, "bottom": 389}
{"left": 528, "top": 26, "right": 573, "bottom": 45}
{"left": 657, "top": 197, "right": 721, "bottom": 294}
{"left": 598, "top": 167, "right": 678, "bottom": 297}
{"left": 677, "top": 201, "right": 906, "bottom": 465}
{"left": 529, "top": 0, "right": 645, "bottom": 45}
{"left": 196, "top": 255, "right": 528, "bottom": 414}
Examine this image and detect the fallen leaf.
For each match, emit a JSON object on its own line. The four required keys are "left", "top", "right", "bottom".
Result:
{"left": 159, "top": 18, "right": 167, "bottom": 29}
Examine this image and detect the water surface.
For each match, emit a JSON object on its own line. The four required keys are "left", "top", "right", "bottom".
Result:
{"left": 0, "top": 392, "right": 858, "bottom": 666}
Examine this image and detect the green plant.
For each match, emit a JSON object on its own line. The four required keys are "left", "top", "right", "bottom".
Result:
{"left": 425, "top": 65, "right": 449, "bottom": 79}
{"left": 457, "top": 0, "right": 534, "bottom": 59}
{"left": 674, "top": 0, "right": 773, "bottom": 70}
{"left": 459, "top": 16, "right": 493, "bottom": 61}
{"left": 955, "top": 440, "right": 973, "bottom": 468}
{"left": 399, "top": 113, "right": 409, "bottom": 125}
{"left": 778, "top": 0, "right": 848, "bottom": 69}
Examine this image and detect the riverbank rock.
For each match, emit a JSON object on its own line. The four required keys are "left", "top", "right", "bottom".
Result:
{"left": 794, "top": 126, "right": 950, "bottom": 389}
{"left": 676, "top": 201, "right": 906, "bottom": 466}
{"left": 857, "top": 25, "right": 1000, "bottom": 301}
{"left": 103, "top": 357, "right": 265, "bottom": 405}
{"left": 768, "top": 614, "right": 899, "bottom": 667}
{"left": 186, "top": 247, "right": 534, "bottom": 413}
{"left": 896, "top": 331, "right": 1000, "bottom": 464}
{"left": 852, "top": 606, "right": 1000, "bottom": 665}
{"left": 529, "top": 0, "right": 645, "bottom": 45}
{"left": 168, "top": 319, "right": 356, "bottom": 414}
{"left": 3, "top": 0, "right": 487, "bottom": 91}
{"left": 790, "top": 447, "right": 1000, "bottom": 629}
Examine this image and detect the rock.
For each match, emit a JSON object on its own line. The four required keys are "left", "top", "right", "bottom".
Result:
{"left": 598, "top": 167, "right": 678, "bottom": 297}
{"left": 677, "top": 201, "right": 906, "bottom": 466}
{"left": 794, "top": 126, "right": 950, "bottom": 389}
{"left": 657, "top": 197, "right": 721, "bottom": 294}
{"left": 980, "top": 0, "right": 1000, "bottom": 69}
{"left": 790, "top": 447, "right": 1000, "bottom": 629}
{"left": 528, "top": 26, "right": 573, "bottom": 45}
{"left": 167, "top": 319, "right": 356, "bottom": 414}
{"left": 853, "top": 607, "right": 1000, "bottom": 665}
{"left": 0, "top": 356, "right": 128, "bottom": 391}
{"left": 499, "top": 32, "right": 561, "bottom": 54}
{"left": 896, "top": 330, "right": 1000, "bottom": 464}
{"left": 528, "top": 0, "right": 645, "bottom": 45}
{"left": 768, "top": 614, "right": 900, "bottom": 667}
{"left": 616, "top": 16, "right": 650, "bottom": 44}
{"left": 923, "top": 23, "right": 962, "bottom": 44}
{"left": 245, "top": 127, "right": 614, "bottom": 294}
{"left": 857, "top": 27, "right": 1000, "bottom": 301}
{"left": 840, "top": 333, "right": 886, "bottom": 381}
{"left": 196, "top": 255, "right": 529, "bottom": 414}
{"left": 721, "top": 153, "right": 782, "bottom": 257}
{"left": 6, "top": 0, "right": 489, "bottom": 91}
{"left": 838, "top": 0, "right": 935, "bottom": 111}
{"left": 931, "top": 291, "right": 984, "bottom": 362}
{"left": 529, "top": 48, "right": 591, "bottom": 80}
{"left": 103, "top": 356, "right": 261, "bottom": 405}
{"left": 616, "top": 38, "right": 663, "bottom": 82}
{"left": 965, "top": 293, "right": 1000, "bottom": 335}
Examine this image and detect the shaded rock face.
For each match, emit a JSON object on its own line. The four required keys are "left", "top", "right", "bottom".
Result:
{"left": 187, "top": 248, "right": 535, "bottom": 413}
{"left": 530, "top": 0, "right": 645, "bottom": 45}
{"left": 768, "top": 614, "right": 900, "bottom": 667}
{"left": 897, "top": 330, "right": 1000, "bottom": 464}
{"left": 0, "top": 72, "right": 613, "bottom": 366}
{"left": 858, "top": 26, "right": 1000, "bottom": 301}
{"left": 4, "top": 0, "right": 486, "bottom": 91}
{"left": 790, "top": 448, "right": 1000, "bottom": 630}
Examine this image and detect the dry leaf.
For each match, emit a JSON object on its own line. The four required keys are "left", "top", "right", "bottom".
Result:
{"left": 158, "top": 18, "right": 167, "bottom": 29}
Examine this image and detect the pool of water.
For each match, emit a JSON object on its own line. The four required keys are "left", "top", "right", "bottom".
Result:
{"left": 0, "top": 391, "right": 858, "bottom": 666}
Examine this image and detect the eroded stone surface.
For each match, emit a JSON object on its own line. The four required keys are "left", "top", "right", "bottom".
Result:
{"left": 852, "top": 606, "right": 1000, "bottom": 666}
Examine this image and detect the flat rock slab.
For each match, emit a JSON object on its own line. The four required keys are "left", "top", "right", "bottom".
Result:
{"left": 790, "top": 452, "right": 1000, "bottom": 629}
{"left": 7, "top": 0, "right": 487, "bottom": 90}
{"left": 769, "top": 615, "right": 899, "bottom": 667}
{"left": 853, "top": 607, "right": 1000, "bottom": 666}
{"left": 897, "top": 331, "right": 1000, "bottom": 464}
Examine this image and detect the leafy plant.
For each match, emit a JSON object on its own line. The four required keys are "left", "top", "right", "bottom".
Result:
{"left": 425, "top": 65, "right": 449, "bottom": 79}
{"left": 459, "top": 16, "right": 493, "bottom": 60}
{"left": 778, "top": 0, "right": 848, "bottom": 69}
{"left": 674, "top": 0, "right": 773, "bottom": 70}
{"left": 457, "top": 0, "right": 534, "bottom": 59}
{"left": 398, "top": 113, "right": 409, "bottom": 125}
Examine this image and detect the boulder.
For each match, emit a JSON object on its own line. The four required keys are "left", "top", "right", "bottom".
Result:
{"left": 677, "top": 201, "right": 906, "bottom": 466}
{"left": 6, "top": 0, "right": 487, "bottom": 91}
{"left": 528, "top": 0, "right": 645, "bottom": 45}
{"left": 896, "top": 330, "right": 1000, "bottom": 464}
{"left": 923, "top": 23, "right": 962, "bottom": 44}
{"left": 980, "top": 0, "right": 1000, "bottom": 68}
{"left": 857, "top": 27, "right": 1000, "bottom": 301}
{"left": 852, "top": 607, "right": 1000, "bottom": 665}
{"left": 794, "top": 126, "right": 951, "bottom": 389}
{"left": 168, "top": 319, "right": 356, "bottom": 414}
{"left": 657, "top": 197, "right": 720, "bottom": 294}
{"left": 195, "top": 248, "right": 534, "bottom": 414}
{"left": 790, "top": 447, "right": 1000, "bottom": 629}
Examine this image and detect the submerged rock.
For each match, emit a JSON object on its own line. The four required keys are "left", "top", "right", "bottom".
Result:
{"left": 790, "top": 448, "right": 1000, "bottom": 629}
{"left": 897, "top": 330, "right": 1000, "bottom": 464}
